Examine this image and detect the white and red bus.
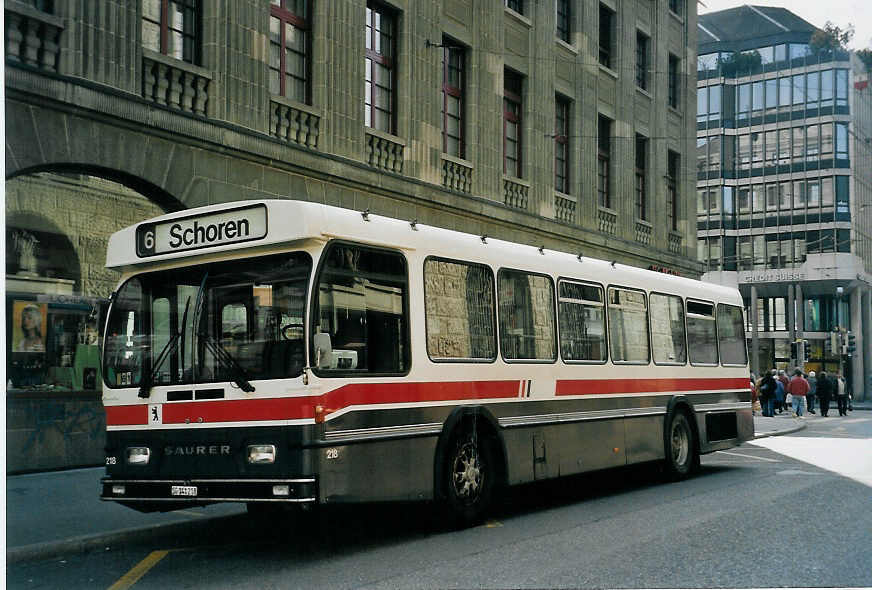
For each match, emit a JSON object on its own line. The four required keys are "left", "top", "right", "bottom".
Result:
{"left": 100, "top": 200, "right": 753, "bottom": 524}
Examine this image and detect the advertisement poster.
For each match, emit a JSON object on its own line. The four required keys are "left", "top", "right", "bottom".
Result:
{"left": 12, "top": 301, "right": 47, "bottom": 353}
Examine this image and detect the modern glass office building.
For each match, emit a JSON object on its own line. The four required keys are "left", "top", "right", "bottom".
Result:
{"left": 695, "top": 6, "right": 872, "bottom": 398}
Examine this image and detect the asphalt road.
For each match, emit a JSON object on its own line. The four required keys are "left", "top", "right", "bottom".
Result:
{"left": 8, "top": 412, "right": 872, "bottom": 589}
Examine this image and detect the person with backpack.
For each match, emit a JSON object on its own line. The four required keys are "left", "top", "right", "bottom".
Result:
{"left": 758, "top": 369, "right": 777, "bottom": 417}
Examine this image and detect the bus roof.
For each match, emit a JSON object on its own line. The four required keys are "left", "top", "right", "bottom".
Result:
{"left": 106, "top": 199, "right": 742, "bottom": 305}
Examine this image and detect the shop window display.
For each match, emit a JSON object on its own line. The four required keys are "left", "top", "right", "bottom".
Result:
{"left": 5, "top": 173, "right": 166, "bottom": 395}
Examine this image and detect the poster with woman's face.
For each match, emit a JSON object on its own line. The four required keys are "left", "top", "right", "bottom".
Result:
{"left": 12, "top": 301, "right": 47, "bottom": 353}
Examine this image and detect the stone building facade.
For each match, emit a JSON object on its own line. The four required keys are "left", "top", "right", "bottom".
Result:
{"left": 5, "top": 0, "right": 700, "bottom": 471}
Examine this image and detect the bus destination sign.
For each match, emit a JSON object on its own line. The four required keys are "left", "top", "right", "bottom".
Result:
{"left": 136, "top": 204, "right": 268, "bottom": 257}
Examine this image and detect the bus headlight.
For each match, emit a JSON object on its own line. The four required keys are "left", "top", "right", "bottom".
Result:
{"left": 247, "top": 444, "right": 276, "bottom": 464}
{"left": 126, "top": 447, "right": 151, "bottom": 465}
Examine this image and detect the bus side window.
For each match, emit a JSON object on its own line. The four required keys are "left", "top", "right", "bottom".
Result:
{"left": 607, "top": 287, "right": 650, "bottom": 364}
{"left": 717, "top": 304, "right": 748, "bottom": 365}
{"left": 315, "top": 243, "right": 409, "bottom": 374}
{"left": 649, "top": 293, "right": 687, "bottom": 365}
{"left": 687, "top": 300, "right": 718, "bottom": 365}
{"left": 497, "top": 270, "right": 556, "bottom": 362}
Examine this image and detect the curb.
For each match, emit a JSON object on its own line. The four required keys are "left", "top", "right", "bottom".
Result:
{"left": 753, "top": 419, "right": 807, "bottom": 440}
{"left": 6, "top": 514, "right": 245, "bottom": 565}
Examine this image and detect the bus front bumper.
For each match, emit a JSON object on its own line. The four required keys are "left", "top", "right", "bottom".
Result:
{"left": 100, "top": 477, "right": 317, "bottom": 504}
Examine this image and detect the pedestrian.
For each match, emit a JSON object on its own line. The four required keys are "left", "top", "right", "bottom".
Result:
{"left": 758, "top": 370, "right": 777, "bottom": 417}
{"left": 776, "top": 369, "right": 789, "bottom": 413}
{"left": 835, "top": 373, "right": 848, "bottom": 416}
{"left": 775, "top": 373, "right": 786, "bottom": 414}
{"left": 787, "top": 368, "right": 809, "bottom": 417}
{"left": 817, "top": 370, "right": 832, "bottom": 417}
{"left": 806, "top": 370, "right": 817, "bottom": 414}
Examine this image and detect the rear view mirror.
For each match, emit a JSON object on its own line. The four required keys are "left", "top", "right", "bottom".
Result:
{"left": 313, "top": 333, "right": 332, "bottom": 368}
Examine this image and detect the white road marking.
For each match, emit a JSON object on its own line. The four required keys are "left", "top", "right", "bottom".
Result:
{"left": 749, "top": 437, "right": 872, "bottom": 488}
{"left": 715, "top": 450, "right": 782, "bottom": 463}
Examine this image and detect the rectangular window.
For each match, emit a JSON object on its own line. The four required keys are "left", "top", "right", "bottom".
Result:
{"left": 836, "top": 70, "right": 848, "bottom": 107}
{"left": 555, "top": 96, "right": 570, "bottom": 193}
{"left": 598, "top": 115, "right": 612, "bottom": 208}
{"left": 765, "top": 130, "right": 777, "bottom": 165}
{"left": 142, "top": 0, "right": 200, "bottom": 64}
{"left": 778, "top": 128, "right": 791, "bottom": 165}
{"left": 738, "top": 134, "right": 750, "bottom": 170}
{"left": 687, "top": 300, "right": 718, "bottom": 365}
{"left": 708, "top": 135, "right": 721, "bottom": 173}
{"left": 558, "top": 281, "right": 606, "bottom": 362}
{"left": 636, "top": 31, "right": 649, "bottom": 90}
{"left": 708, "top": 85, "right": 721, "bottom": 121}
{"left": 822, "top": 177, "right": 834, "bottom": 207}
{"left": 835, "top": 123, "right": 848, "bottom": 159}
{"left": 752, "top": 80, "right": 764, "bottom": 114}
{"left": 738, "top": 187, "right": 750, "bottom": 213}
{"left": 807, "top": 178, "right": 820, "bottom": 207}
{"left": 737, "top": 83, "right": 750, "bottom": 123}
{"left": 442, "top": 41, "right": 465, "bottom": 157}
{"left": 697, "top": 88, "right": 709, "bottom": 124}
{"left": 752, "top": 184, "right": 764, "bottom": 213}
{"left": 793, "top": 179, "right": 806, "bottom": 209}
{"left": 779, "top": 181, "right": 792, "bottom": 210}
{"left": 792, "top": 126, "right": 805, "bottom": 161}
{"left": 269, "top": 0, "right": 310, "bottom": 103}
{"left": 506, "top": 0, "right": 523, "bottom": 14}
{"left": 599, "top": 4, "right": 614, "bottom": 68}
{"left": 807, "top": 71, "right": 820, "bottom": 105}
{"left": 765, "top": 78, "right": 777, "bottom": 110}
{"left": 753, "top": 235, "right": 765, "bottom": 268}
{"left": 498, "top": 270, "right": 556, "bottom": 361}
{"left": 716, "top": 304, "right": 745, "bottom": 366}
{"left": 608, "top": 288, "right": 649, "bottom": 364}
{"left": 778, "top": 77, "right": 791, "bottom": 107}
{"left": 739, "top": 236, "right": 753, "bottom": 270}
{"left": 821, "top": 69, "right": 834, "bottom": 107}
{"left": 765, "top": 183, "right": 778, "bottom": 211}
{"left": 316, "top": 243, "right": 409, "bottom": 374}
{"left": 424, "top": 258, "right": 495, "bottom": 361}
{"left": 806, "top": 124, "right": 819, "bottom": 161}
{"left": 792, "top": 73, "right": 805, "bottom": 105}
{"left": 504, "top": 70, "right": 523, "bottom": 178}
{"left": 365, "top": 2, "right": 396, "bottom": 133}
{"left": 556, "top": 0, "right": 570, "bottom": 42}
{"left": 666, "top": 150, "right": 679, "bottom": 230}
{"left": 821, "top": 122, "right": 833, "bottom": 158}
{"left": 635, "top": 134, "right": 648, "bottom": 220}
{"left": 650, "top": 293, "right": 687, "bottom": 364}
{"left": 751, "top": 131, "right": 763, "bottom": 165}
{"left": 668, "top": 54, "right": 680, "bottom": 109}
{"left": 766, "top": 238, "right": 780, "bottom": 268}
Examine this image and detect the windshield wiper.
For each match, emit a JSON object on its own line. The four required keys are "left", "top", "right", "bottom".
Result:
{"left": 197, "top": 332, "right": 256, "bottom": 393}
{"left": 139, "top": 296, "right": 190, "bottom": 398}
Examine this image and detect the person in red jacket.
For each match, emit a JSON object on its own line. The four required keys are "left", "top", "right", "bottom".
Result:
{"left": 787, "top": 368, "right": 810, "bottom": 417}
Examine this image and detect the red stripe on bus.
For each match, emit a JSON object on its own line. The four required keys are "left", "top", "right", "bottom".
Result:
{"left": 105, "top": 404, "right": 149, "bottom": 425}
{"left": 106, "top": 380, "right": 522, "bottom": 425}
{"left": 555, "top": 377, "right": 750, "bottom": 396}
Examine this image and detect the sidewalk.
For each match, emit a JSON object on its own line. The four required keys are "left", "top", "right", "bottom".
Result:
{"left": 5, "top": 406, "right": 862, "bottom": 565}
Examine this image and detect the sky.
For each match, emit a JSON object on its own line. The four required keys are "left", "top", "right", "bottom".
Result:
{"left": 697, "top": 0, "right": 872, "bottom": 50}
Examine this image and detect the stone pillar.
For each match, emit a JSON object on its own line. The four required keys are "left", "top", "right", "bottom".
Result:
{"left": 787, "top": 284, "right": 796, "bottom": 368}
{"left": 851, "top": 287, "right": 866, "bottom": 401}
{"left": 795, "top": 283, "right": 805, "bottom": 366}
{"left": 751, "top": 285, "right": 759, "bottom": 377}
{"left": 864, "top": 288, "right": 872, "bottom": 402}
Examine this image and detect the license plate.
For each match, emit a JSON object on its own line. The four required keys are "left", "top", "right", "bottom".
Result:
{"left": 171, "top": 485, "right": 198, "bottom": 497}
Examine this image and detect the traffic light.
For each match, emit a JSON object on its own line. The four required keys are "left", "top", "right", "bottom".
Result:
{"left": 847, "top": 332, "right": 857, "bottom": 357}
{"left": 790, "top": 341, "right": 798, "bottom": 360}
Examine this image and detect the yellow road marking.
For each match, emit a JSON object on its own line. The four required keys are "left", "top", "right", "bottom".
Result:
{"left": 107, "top": 550, "right": 169, "bottom": 590}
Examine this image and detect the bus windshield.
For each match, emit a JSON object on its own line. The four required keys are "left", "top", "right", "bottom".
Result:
{"left": 103, "top": 252, "right": 312, "bottom": 389}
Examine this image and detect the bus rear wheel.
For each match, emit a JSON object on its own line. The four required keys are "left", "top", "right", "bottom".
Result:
{"left": 664, "top": 410, "right": 698, "bottom": 479}
{"left": 443, "top": 428, "right": 495, "bottom": 527}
